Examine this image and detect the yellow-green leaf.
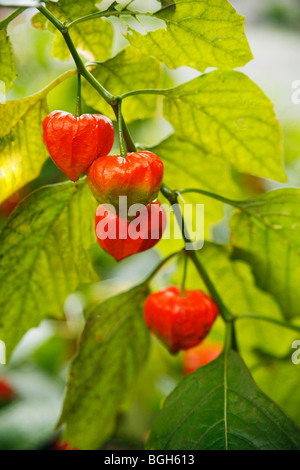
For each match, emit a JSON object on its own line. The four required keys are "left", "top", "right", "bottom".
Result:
{"left": 0, "top": 180, "right": 97, "bottom": 358}
{"left": 82, "top": 46, "right": 163, "bottom": 122}
{"left": 0, "top": 70, "right": 74, "bottom": 204}
{"left": 126, "top": 0, "right": 253, "bottom": 72}
{"left": 32, "top": 0, "right": 113, "bottom": 61}
{"left": 163, "top": 71, "right": 285, "bottom": 181}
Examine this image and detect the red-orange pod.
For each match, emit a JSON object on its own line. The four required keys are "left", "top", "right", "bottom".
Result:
{"left": 182, "top": 341, "right": 223, "bottom": 375}
{"left": 144, "top": 286, "right": 219, "bottom": 354}
{"left": 87, "top": 151, "right": 164, "bottom": 212}
{"left": 95, "top": 200, "right": 166, "bottom": 261}
{"left": 42, "top": 111, "right": 114, "bottom": 181}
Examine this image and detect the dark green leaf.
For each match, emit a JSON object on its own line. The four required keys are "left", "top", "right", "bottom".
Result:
{"left": 59, "top": 284, "right": 150, "bottom": 449}
{"left": 148, "top": 351, "right": 300, "bottom": 450}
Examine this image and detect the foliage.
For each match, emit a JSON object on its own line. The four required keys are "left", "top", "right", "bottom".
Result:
{"left": 0, "top": 0, "right": 299, "bottom": 451}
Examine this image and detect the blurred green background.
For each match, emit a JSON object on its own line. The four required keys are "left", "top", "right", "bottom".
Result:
{"left": 0, "top": 0, "right": 300, "bottom": 450}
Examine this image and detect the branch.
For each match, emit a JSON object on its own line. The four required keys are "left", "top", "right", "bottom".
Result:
{"left": 160, "top": 183, "right": 234, "bottom": 323}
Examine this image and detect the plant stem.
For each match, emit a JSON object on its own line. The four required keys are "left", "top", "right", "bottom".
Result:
{"left": 235, "top": 313, "right": 300, "bottom": 333}
{"left": 180, "top": 253, "right": 188, "bottom": 295}
{"left": 111, "top": 104, "right": 137, "bottom": 153}
{"left": 38, "top": 5, "right": 117, "bottom": 106}
{"left": 188, "top": 250, "right": 233, "bottom": 323}
{"left": 120, "top": 88, "right": 172, "bottom": 99}
{"left": 0, "top": 6, "right": 26, "bottom": 27}
{"left": 38, "top": 4, "right": 64, "bottom": 30}
{"left": 143, "top": 250, "right": 183, "bottom": 285}
{"left": 66, "top": 9, "right": 151, "bottom": 29}
{"left": 37, "top": 4, "right": 137, "bottom": 153}
{"left": 160, "top": 183, "right": 234, "bottom": 323}
{"left": 62, "top": 29, "right": 116, "bottom": 104}
{"left": 178, "top": 188, "right": 243, "bottom": 210}
{"left": 224, "top": 321, "right": 238, "bottom": 355}
{"left": 117, "top": 100, "right": 128, "bottom": 159}
{"left": 75, "top": 73, "right": 82, "bottom": 117}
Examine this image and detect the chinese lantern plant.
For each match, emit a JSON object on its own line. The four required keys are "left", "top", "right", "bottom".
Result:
{"left": 0, "top": 0, "right": 300, "bottom": 452}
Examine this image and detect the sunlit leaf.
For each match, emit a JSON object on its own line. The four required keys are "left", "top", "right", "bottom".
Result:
{"left": 0, "top": 179, "right": 97, "bottom": 358}
{"left": 0, "top": 19, "right": 16, "bottom": 91}
{"left": 126, "top": 0, "right": 253, "bottom": 72}
{"left": 162, "top": 71, "right": 285, "bottom": 181}
{"left": 0, "top": 70, "right": 74, "bottom": 204}
{"left": 32, "top": 0, "right": 113, "bottom": 61}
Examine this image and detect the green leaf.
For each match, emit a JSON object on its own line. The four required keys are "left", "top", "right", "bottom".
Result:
{"left": 0, "top": 179, "right": 97, "bottom": 358}
{"left": 148, "top": 351, "right": 300, "bottom": 450}
{"left": 0, "top": 93, "right": 48, "bottom": 205}
{"left": 32, "top": 0, "right": 113, "bottom": 61}
{"left": 230, "top": 188, "right": 300, "bottom": 319}
{"left": 0, "top": 70, "right": 74, "bottom": 204}
{"left": 59, "top": 284, "right": 150, "bottom": 450}
{"left": 126, "top": 0, "right": 253, "bottom": 72}
{"left": 151, "top": 134, "right": 245, "bottom": 199}
{"left": 0, "top": 20, "right": 16, "bottom": 91}
{"left": 162, "top": 71, "right": 285, "bottom": 181}
{"left": 82, "top": 46, "right": 163, "bottom": 122}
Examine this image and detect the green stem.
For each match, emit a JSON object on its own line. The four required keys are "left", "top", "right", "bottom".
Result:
{"left": 62, "top": 29, "right": 116, "bottom": 104}
{"left": 224, "top": 321, "right": 238, "bottom": 355}
{"left": 143, "top": 250, "right": 183, "bottom": 285}
{"left": 178, "top": 188, "right": 242, "bottom": 210}
{"left": 38, "top": 4, "right": 64, "bottom": 30}
{"left": 180, "top": 253, "right": 188, "bottom": 295}
{"left": 75, "top": 73, "right": 82, "bottom": 117}
{"left": 112, "top": 105, "right": 137, "bottom": 153}
{"left": 188, "top": 250, "right": 233, "bottom": 323}
{"left": 33, "top": 69, "right": 77, "bottom": 96}
{"left": 117, "top": 100, "right": 128, "bottom": 159}
{"left": 160, "top": 183, "right": 234, "bottom": 323}
{"left": 235, "top": 313, "right": 300, "bottom": 333}
{"left": 120, "top": 88, "right": 172, "bottom": 100}
{"left": 38, "top": 5, "right": 116, "bottom": 106}
{"left": 66, "top": 8, "right": 151, "bottom": 29}
{"left": 37, "top": 5, "right": 139, "bottom": 152}
{"left": 0, "top": 6, "right": 26, "bottom": 27}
